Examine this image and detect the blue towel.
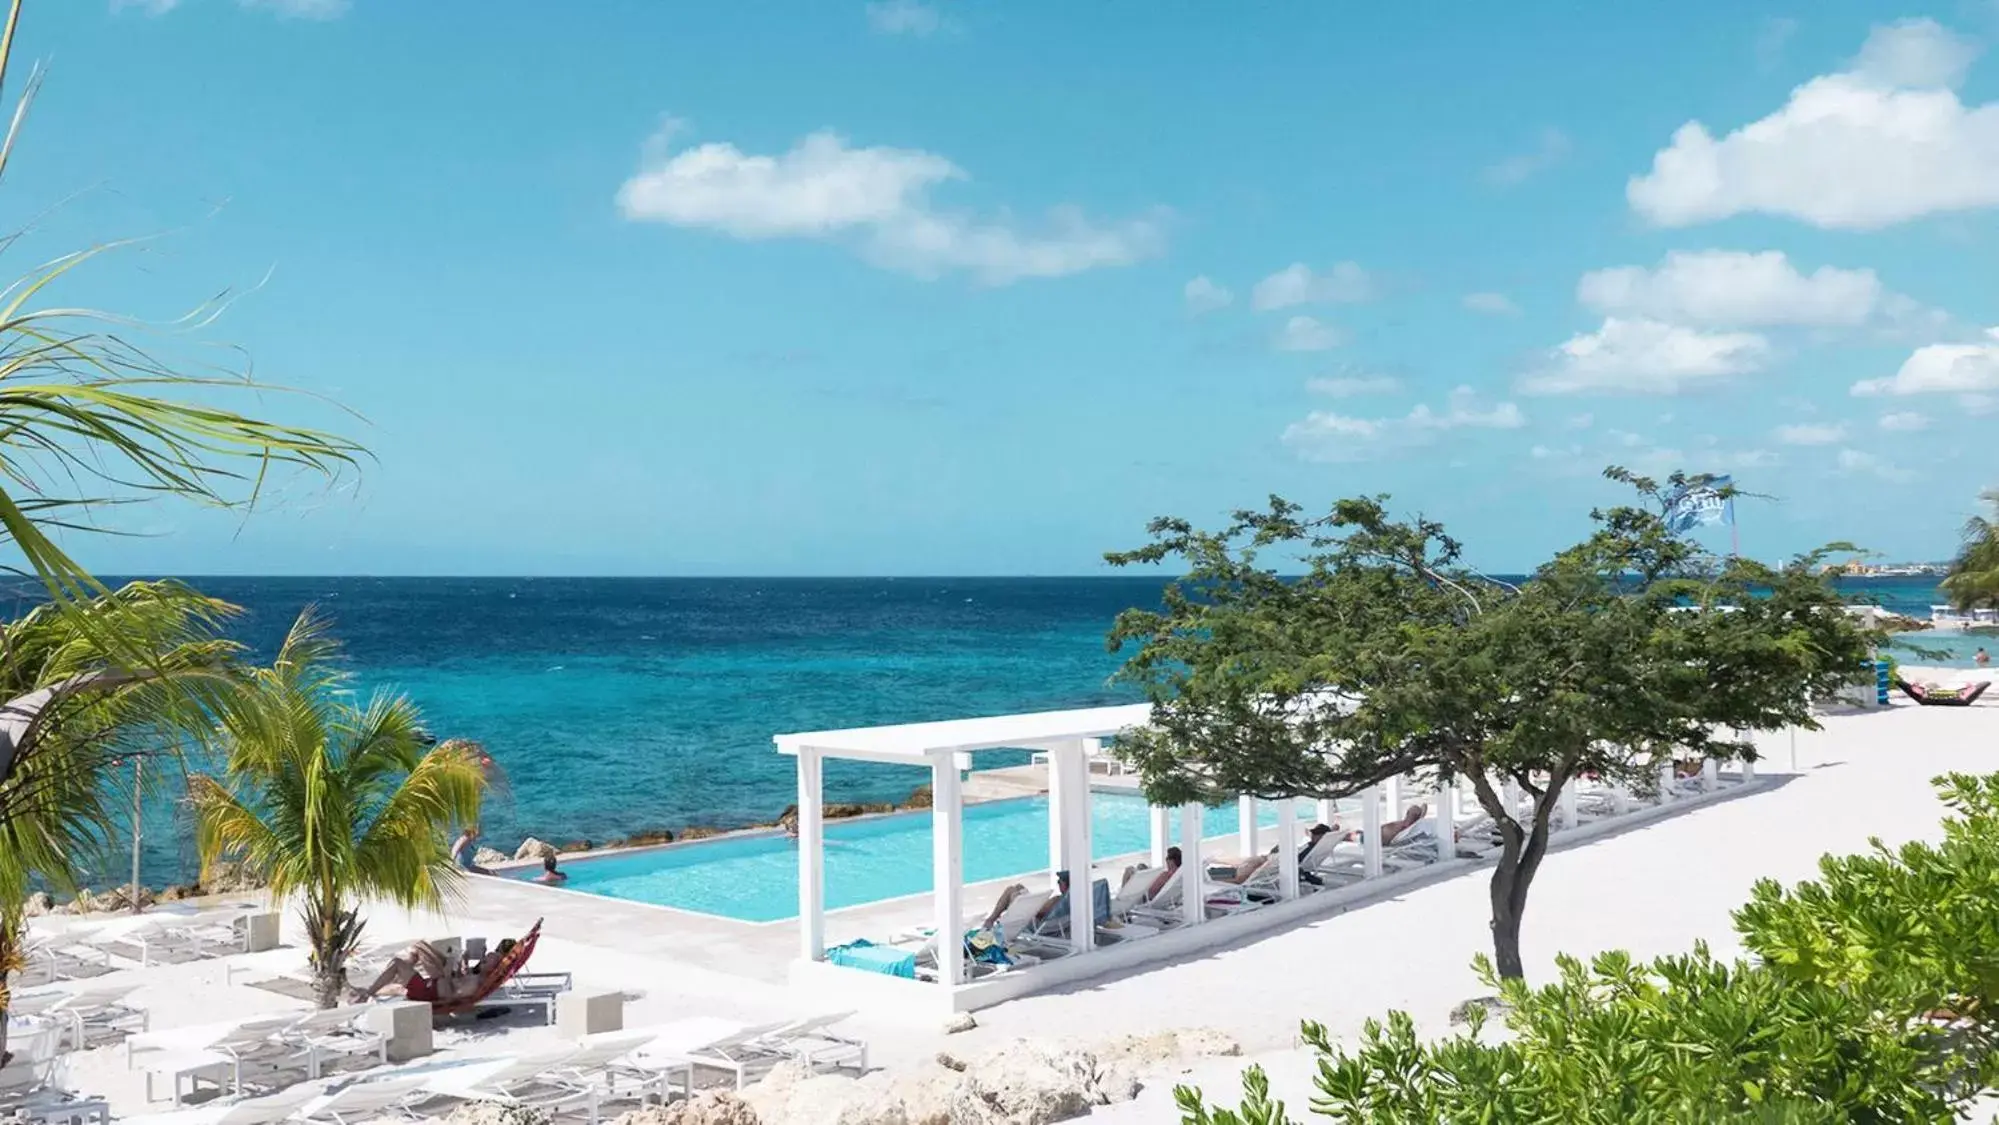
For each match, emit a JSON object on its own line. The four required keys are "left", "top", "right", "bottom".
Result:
{"left": 825, "top": 939, "right": 916, "bottom": 979}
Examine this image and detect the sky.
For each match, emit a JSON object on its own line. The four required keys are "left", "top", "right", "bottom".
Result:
{"left": 10, "top": 0, "right": 1999, "bottom": 575}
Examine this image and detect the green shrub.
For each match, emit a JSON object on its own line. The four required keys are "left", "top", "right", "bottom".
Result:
{"left": 1177, "top": 773, "right": 1999, "bottom": 1123}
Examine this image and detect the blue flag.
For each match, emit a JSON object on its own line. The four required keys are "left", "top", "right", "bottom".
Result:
{"left": 1664, "top": 475, "right": 1734, "bottom": 533}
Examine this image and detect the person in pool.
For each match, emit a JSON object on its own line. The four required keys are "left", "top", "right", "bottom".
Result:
{"left": 531, "top": 853, "right": 567, "bottom": 884}
{"left": 451, "top": 825, "right": 492, "bottom": 876}
{"left": 1977, "top": 647, "right": 1990, "bottom": 667}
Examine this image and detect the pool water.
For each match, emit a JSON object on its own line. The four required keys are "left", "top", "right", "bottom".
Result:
{"left": 505, "top": 792, "right": 1339, "bottom": 922}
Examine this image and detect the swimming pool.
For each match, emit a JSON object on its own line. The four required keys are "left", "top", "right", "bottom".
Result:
{"left": 503, "top": 792, "right": 1339, "bottom": 922}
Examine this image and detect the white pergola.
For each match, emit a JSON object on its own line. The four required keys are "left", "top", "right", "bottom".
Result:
{"left": 773, "top": 704, "right": 1431, "bottom": 988}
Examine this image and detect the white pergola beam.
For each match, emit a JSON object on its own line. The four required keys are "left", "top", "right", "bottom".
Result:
{"left": 1148, "top": 804, "right": 1169, "bottom": 867}
{"left": 931, "top": 751, "right": 965, "bottom": 986}
{"left": 796, "top": 748, "right": 825, "bottom": 962}
{"left": 1702, "top": 757, "right": 1719, "bottom": 793}
{"left": 1046, "top": 750, "right": 1066, "bottom": 890}
{"left": 1431, "top": 778, "right": 1452, "bottom": 862}
{"left": 1237, "top": 796, "right": 1258, "bottom": 858}
{"left": 1060, "top": 740, "right": 1094, "bottom": 953}
{"left": 1276, "top": 797, "right": 1300, "bottom": 900}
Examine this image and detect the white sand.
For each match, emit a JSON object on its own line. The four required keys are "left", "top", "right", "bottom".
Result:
{"left": 29, "top": 697, "right": 1999, "bottom": 1119}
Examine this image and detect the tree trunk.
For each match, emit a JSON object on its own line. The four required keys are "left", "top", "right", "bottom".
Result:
{"left": 311, "top": 957, "right": 345, "bottom": 1010}
{"left": 1488, "top": 862, "right": 1527, "bottom": 980}
{"left": 1468, "top": 766, "right": 1564, "bottom": 982}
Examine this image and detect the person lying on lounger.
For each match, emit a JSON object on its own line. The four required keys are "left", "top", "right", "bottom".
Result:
{"left": 1341, "top": 804, "right": 1432, "bottom": 845}
{"left": 1145, "top": 847, "right": 1183, "bottom": 901}
{"left": 350, "top": 940, "right": 486, "bottom": 1004}
{"left": 1210, "top": 823, "right": 1337, "bottom": 884}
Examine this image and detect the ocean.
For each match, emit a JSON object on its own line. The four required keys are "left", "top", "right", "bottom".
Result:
{"left": 58, "top": 574, "right": 1966, "bottom": 888}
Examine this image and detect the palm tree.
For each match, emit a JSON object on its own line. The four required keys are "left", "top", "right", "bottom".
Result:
{"left": 189, "top": 612, "right": 490, "bottom": 1008}
{"left": 1942, "top": 490, "right": 1999, "bottom": 613}
{"left": 0, "top": 579, "right": 243, "bottom": 1061}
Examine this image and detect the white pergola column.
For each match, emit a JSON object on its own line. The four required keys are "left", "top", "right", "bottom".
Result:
{"left": 1701, "top": 758, "right": 1719, "bottom": 793}
{"left": 1046, "top": 749, "right": 1067, "bottom": 891}
{"left": 930, "top": 750, "right": 965, "bottom": 986}
{"left": 796, "top": 747, "right": 825, "bottom": 962}
{"left": 1148, "top": 804, "right": 1170, "bottom": 867}
{"left": 1657, "top": 764, "right": 1674, "bottom": 806}
{"left": 1059, "top": 741, "right": 1094, "bottom": 952}
{"left": 1501, "top": 777, "right": 1521, "bottom": 821}
{"left": 1558, "top": 776, "right": 1578, "bottom": 832}
{"left": 1743, "top": 756, "right": 1756, "bottom": 783}
{"left": 1178, "top": 803, "right": 1204, "bottom": 927}
{"left": 1387, "top": 774, "right": 1405, "bottom": 813}
{"left": 1276, "top": 797, "right": 1301, "bottom": 900}
{"left": 1315, "top": 797, "right": 1338, "bottom": 829}
{"left": 1237, "top": 796, "right": 1258, "bottom": 858}
{"left": 1361, "top": 783, "right": 1383, "bottom": 878}
{"left": 1431, "top": 778, "right": 1452, "bottom": 862}
{"left": 1611, "top": 784, "right": 1630, "bottom": 815}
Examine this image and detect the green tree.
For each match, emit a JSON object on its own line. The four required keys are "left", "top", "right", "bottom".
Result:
{"left": 1106, "top": 469, "right": 1873, "bottom": 980}
{"left": 188, "top": 613, "right": 490, "bottom": 1008}
{"left": 1177, "top": 772, "right": 1999, "bottom": 1123}
{"left": 0, "top": 580, "right": 244, "bottom": 1060}
{"left": 1940, "top": 489, "right": 1999, "bottom": 612}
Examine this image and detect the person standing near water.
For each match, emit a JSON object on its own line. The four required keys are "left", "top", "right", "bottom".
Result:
{"left": 452, "top": 825, "right": 492, "bottom": 875}
{"left": 1977, "top": 647, "right": 1990, "bottom": 666}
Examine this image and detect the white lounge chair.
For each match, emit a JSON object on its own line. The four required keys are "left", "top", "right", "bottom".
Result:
{"left": 127, "top": 1014, "right": 308, "bottom": 1105}
{"left": 18, "top": 923, "right": 114, "bottom": 986}
{"left": 416, "top": 1045, "right": 602, "bottom": 1123}
{"left": 295, "top": 1073, "right": 429, "bottom": 1125}
{"left": 663, "top": 1020, "right": 799, "bottom": 1091}
{"left": 114, "top": 1083, "right": 321, "bottom": 1125}
{"left": 1, "top": 1017, "right": 109, "bottom": 1125}
{"left": 751, "top": 1012, "right": 868, "bottom": 1075}
{"left": 278, "top": 1005, "right": 387, "bottom": 1079}
{"left": 33, "top": 983, "right": 146, "bottom": 1050}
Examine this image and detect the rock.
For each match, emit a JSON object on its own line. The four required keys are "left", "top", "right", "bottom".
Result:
{"left": 20, "top": 891, "right": 53, "bottom": 917}
{"left": 949, "top": 1040, "right": 1118, "bottom": 1124}
{"left": 1092, "top": 1027, "right": 1240, "bottom": 1071}
{"left": 158, "top": 884, "right": 195, "bottom": 903}
{"left": 903, "top": 785, "right": 933, "bottom": 809}
{"left": 443, "top": 1102, "right": 553, "bottom": 1125}
{"left": 613, "top": 829, "right": 675, "bottom": 848}
{"left": 886, "top": 1068, "right": 961, "bottom": 1125}
{"left": 557, "top": 840, "right": 594, "bottom": 853}
{"left": 473, "top": 847, "right": 511, "bottom": 868}
{"left": 69, "top": 888, "right": 99, "bottom": 915}
{"left": 513, "top": 837, "right": 557, "bottom": 862}
{"left": 202, "top": 860, "right": 269, "bottom": 893}
{"left": 936, "top": 1052, "right": 968, "bottom": 1071}
{"left": 676, "top": 826, "right": 725, "bottom": 841}
{"left": 609, "top": 1092, "right": 759, "bottom": 1125}
{"left": 1450, "top": 995, "right": 1505, "bottom": 1026}
{"left": 942, "top": 1013, "right": 978, "bottom": 1035}
{"left": 742, "top": 1062, "right": 903, "bottom": 1125}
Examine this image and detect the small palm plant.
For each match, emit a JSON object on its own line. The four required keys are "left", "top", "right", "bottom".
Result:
{"left": 1942, "top": 489, "right": 1999, "bottom": 614}
{"left": 189, "top": 611, "right": 489, "bottom": 1008}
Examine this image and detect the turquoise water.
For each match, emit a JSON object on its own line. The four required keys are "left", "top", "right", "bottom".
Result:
{"left": 66, "top": 574, "right": 1957, "bottom": 889}
{"left": 501, "top": 790, "right": 1333, "bottom": 922}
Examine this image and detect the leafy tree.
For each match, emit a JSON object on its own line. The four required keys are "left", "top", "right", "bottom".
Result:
{"left": 1940, "top": 489, "right": 1999, "bottom": 612}
{"left": 188, "top": 613, "right": 490, "bottom": 1008}
{"left": 0, "top": 580, "right": 243, "bottom": 1061}
{"left": 1106, "top": 469, "right": 1874, "bottom": 980}
{"left": 1177, "top": 772, "right": 1999, "bottom": 1123}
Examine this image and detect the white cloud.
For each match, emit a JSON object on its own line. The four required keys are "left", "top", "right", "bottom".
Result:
{"left": 1577, "top": 250, "right": 1882, "bottom": 327}
{"left": 1852, "top": 17, "right": 1979, "bottom": 89}
{"left": 1484, "top": 127, "right": 1571, "bottom": 186}
{"left": 1773, "top": 422, "right": 1847, "bottom": 445}
{"left": 1628, "top": 20, "right": 1999, "bottom": 229}
{"left": 1284, "top": 387, "right": 1524, "bottom": 462}
{"left": 1273, "top": 316, "right": 1344, "bottom": 353}
{"left": 1305, "top": 371, "right": 1400, "bottom": 397}
{"left": 238, "top": 0, "right": 348, "bottom": 15}
{"left": 616, "top": 125, "right": 1164, "bottom": 284}
{"left": 1878, "top": 411, "right": 1930, "bottom": 431}
{"left": 1756, "top": 17, "right": 1799, "bottom": 71}
{"left": 1251, "top": 262, "right": 1374, "bottom": 311}
{"left": 1837, "top": 448, "right": 1917, "bottom": 482}
{"left": 1183, "top": 276, "right": 1233, "bottom": 314}
{"left": 865, "top": 0, "right": 941, "bottom": 35}
{"left": 1520, "top": 317, "right": 1772, "bottom": 395}
{"left": 1852, "top": 328, "right": 1999, "bottom": 396}
{"left": 1565, "top": 412, "right": 1594, "bottom": 429}
{"left": 1463, "top": 292, "right": 1520, "bottom": 316}
{"left": 118, "top": 0, "right": 348, "bottom": 14}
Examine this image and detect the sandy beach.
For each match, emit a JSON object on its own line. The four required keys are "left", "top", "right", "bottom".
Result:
{"left": 23, "top": 684, "right": 1999, "bottom": 1121}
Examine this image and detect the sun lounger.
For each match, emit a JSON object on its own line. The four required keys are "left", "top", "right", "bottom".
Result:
{"left": 2, "top": 1017, "right": 110, "bottom": 1125}
{"left": 294, "top": 1073, "right": 430, "bottom": 1125}
{"left": 665, "top": 1019, "right": 802, "bottom": 1090}
{"left": 430, "top": 919, "right": 565, "bottom": 1024}
{"left": 415, "top": 1045, "right": 603, "bottom": 1123}
{"left": 609, "top": 1017, "right": 758, "bottom": 1099}
{"left": 753, "top": 1011, "right": 867, "bottom": 1075}
{"left": 18, "top": 923, "right": 115, "bottom": 986}
{"left": 126, "top": 1014, "right": 308, "bottom": 1105}
{"left": 1894, "top": 677, "right": 1991, "bottom": 707}
{"left": 279, "top": 1004, "right": 388, "bottom": 1078}
{"left": 30, "top": 983, "right": 146, "bottom": 1050}
{"left": 114, "top": 1083, "right": 321, "bottom": 1125}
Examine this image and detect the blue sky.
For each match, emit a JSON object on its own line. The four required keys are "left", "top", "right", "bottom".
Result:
{"left": 13, "top": 0, "right": 1999, "bottom": 575}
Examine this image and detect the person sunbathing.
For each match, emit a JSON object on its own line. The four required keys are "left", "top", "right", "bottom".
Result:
{"left": 1145, "top": 847, "right": 1183, "bottom": 901}
{"left": 350, "top": 940, "right": 485, "bottom": 1004}
{"left": 1211, "top": 824, "right": 1336, "bottom": 884}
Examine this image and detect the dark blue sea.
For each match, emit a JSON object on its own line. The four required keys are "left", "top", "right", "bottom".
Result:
{"left": 57, "top": 574, "right": 1955, "bottom": 887}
